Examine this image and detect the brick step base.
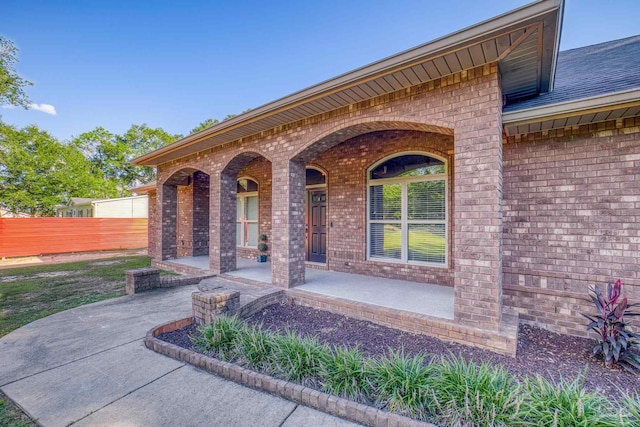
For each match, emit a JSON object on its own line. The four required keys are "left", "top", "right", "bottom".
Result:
{"left": 286, "top": 289, "right": 519, "bottom": 356}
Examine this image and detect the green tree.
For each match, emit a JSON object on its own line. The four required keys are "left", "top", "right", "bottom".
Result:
{"left": 0, "top": 36, "right": 32, "bottom": 108}
{"left": 190, "top": 118, "right": 219, "bottom": 134}
{"left": 73, "top": 124, "right": 180, "bottom": 191}
{"left": 121, "top": 124, "right": 180, "bottom": 184}
{"left": 190, "top": 109, "right": 252, "bottom": 134}
{"left": 0, "top": 122, "right": 115, "bottom": 216}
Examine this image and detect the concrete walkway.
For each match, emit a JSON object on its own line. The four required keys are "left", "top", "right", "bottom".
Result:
{"left": 0, "top": 285, "right": 359, "bottom": 426}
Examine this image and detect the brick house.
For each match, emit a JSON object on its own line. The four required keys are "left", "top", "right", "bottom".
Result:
{"left": 133, "top": 0, "right": 640, "bottom": 350}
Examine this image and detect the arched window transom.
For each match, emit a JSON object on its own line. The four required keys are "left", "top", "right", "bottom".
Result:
{"left": 367, "top": 153, "right": 447, "bottom": 265}
{"left": 306, "top": 167, "right": 326, "bottom": 186}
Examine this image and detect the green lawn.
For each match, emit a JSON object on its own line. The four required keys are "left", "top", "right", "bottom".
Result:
{"left": 0, "top": 255, "right": 158, "bottom": 426}
{"left": 379, "top": 225, "right": 446, "bottom": 262}
{"left": 0, "top": 255, "right": 154, "bottom": 338}
{"left": 0, "top": 391, "right": 34, "bottom": 427}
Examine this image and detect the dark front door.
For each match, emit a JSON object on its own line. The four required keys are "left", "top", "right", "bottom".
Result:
{"left": 306, "top": 189, "right": 327, "bottom": 263}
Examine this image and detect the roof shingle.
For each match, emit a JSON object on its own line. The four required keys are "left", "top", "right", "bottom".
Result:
{"left": 504, "top": 35, "right": 640, "bottom": 112}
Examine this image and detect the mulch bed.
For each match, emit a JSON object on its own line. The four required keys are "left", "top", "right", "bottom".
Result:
{"left": 158, "top": 302, "right": 640, "bottom": 400}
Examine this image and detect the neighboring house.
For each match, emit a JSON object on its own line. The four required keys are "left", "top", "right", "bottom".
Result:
{"left": 0, "top": 208, "right": 32, "bottom": 218}
{"left": 56, "top": 196, "right": 148, "bottom": 218}
{"left": 56, "top": 198, "right": 96, "bottom": 218}
{"left": 133, "top": 0, "right": 640, "bottom": 352}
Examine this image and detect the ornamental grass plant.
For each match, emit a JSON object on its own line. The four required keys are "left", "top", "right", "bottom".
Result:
{"left": 270, "top": 329, "right": 331, "bottom": 384}
{"left": 365, "top": 349, "right": 435, "bottom": 420}
{"left": 236, "top": 322, "right": 275, "bottom": 370}
{"left": 430, "top": 356, "right": 523, "bottom": 427}
{"left": 191, "top": 315, "right": 244, "bottom": 360}
{"left": 319, "top": 345, "right": 368, "bottom": 401}
{"left": 519, "top": 375, "right": 619, "bottom": 427}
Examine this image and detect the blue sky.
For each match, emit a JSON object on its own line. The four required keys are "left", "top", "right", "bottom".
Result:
{"left": 1, "top": 0, "right": 639, "bottom": 141}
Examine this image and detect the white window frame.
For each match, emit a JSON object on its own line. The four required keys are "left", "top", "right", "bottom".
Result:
{"left": 366, "top": 151, "right": 448, "bottom": 268}
{"left": 236, "top": 177, "right": 259, "bottom": 248}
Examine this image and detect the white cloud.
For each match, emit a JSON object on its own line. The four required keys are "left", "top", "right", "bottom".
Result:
{"left": 1, "top": 103, "right": 57, "bottom": 115}
{"left": 28, "top": 103, "right": 57, "bottom": 115}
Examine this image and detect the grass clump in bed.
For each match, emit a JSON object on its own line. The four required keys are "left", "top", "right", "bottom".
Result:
{"left": 519, "top": 375, "right": 619, "bottom": 427}
{"left": 366, "top": 349, "right": 434, "bottom": 419}
{"left": 236, "top": 322, "right": 275, "bottom": 370}
{"left": 621, "top": 392, "right": 640, "bottom": 426}
{"left": 190, "top": 315, "right": 640, "bottom": 426}
{"left": 191, "top": 316, "right": 243, "bottom": 360}
{"left": 430, "top": 356, "right": 523, "bottom": 427}
{"left": 320, "top": 345, "right": 368, "bottom": 401}
{"left": 271, "top": 329, "right": 330, "bottom": 384}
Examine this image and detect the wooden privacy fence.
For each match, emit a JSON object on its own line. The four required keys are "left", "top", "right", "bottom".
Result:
{"left": 0, "top": 218, "right": 148, "bottom": 258}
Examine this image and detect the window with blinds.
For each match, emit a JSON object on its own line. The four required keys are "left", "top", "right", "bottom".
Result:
{"left": 237, "top": 178, "right": 259, "bottom": 247}
{"left": 368, "top": 153, "right": 447, "bottom": 265}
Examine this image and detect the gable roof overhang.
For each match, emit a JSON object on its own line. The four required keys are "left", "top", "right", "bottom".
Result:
{"left": 133, "top": 0, "right": 563, "bottom": 167}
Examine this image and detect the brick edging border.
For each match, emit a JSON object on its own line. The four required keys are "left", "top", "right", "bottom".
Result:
{"left": 145, "top": 318, "right": 436, "bottom": 427}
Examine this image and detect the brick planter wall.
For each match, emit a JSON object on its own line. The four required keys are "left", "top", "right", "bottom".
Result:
{"left": 126, "top": 267, "right": 214, "bottom": 295}
{"left": 126, "top": 268, "right": 160, "bottom": 294}
{"left": 192, "top": 288, "right": 240, "bottom": 325}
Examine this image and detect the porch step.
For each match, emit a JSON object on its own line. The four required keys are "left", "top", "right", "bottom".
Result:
{"left": 287, "top": 288, "right": 519, "bottom": 356}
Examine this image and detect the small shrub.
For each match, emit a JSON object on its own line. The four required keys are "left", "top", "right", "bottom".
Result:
{"left": 271, "top": 329, "right": 330, "bottom": 384}
{"left": 430, "top": 356, "right": 523, "bottom": 427}
{"left": 191, "top": 316, "right": 243, "bottom": 360}
{"left": 237, "top": 323, "right": 275, "bottom": 369}
{"left": 519, "top": 375, "right": 618, "bottom": 427}
{"left": 583, "top": 279, "right": 640, "bottom": 371}
{"left": 366, "top": 349, "right": 435, "bottom": 419}
{"left": 320, "top": 345, "right": 368, "bottom": 401}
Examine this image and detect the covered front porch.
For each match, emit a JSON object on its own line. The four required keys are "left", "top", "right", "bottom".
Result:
{"left": 165, "top": 256, "right": 454, "bottom": 319}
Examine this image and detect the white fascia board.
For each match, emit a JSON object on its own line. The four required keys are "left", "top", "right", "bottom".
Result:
{"left": 502, "top": 88, "right": 640, "bottom": 124}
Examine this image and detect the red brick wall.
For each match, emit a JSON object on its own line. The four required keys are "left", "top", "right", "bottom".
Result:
{"left": 156, "top": 64, "right": 504, "bottom": 328}
{"left": 503, "top": 118, "right": 640, "bottom": 336}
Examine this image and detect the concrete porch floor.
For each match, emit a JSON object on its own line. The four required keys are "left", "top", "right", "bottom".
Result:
{"left": 168, "top": 256, "right": 454, "bottom": 320}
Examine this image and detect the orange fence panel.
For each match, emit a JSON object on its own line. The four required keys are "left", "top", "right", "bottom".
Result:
{"left": 0, "top": 218, "right": 148, "bottom": 258}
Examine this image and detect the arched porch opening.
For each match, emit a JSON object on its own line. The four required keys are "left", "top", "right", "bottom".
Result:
{"left": 275, "top": 120, "right": 455, "bottom": 289}
{"left": 159, "top": 168, "right": 210, "bottom": 262}
{"left": 210, "top": 152, "right": 272, "bottom": 275}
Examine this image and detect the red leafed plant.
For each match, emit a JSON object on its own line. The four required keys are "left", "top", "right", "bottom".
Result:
{"left": 583, "top": 279, "right": 640, "bottom": 371}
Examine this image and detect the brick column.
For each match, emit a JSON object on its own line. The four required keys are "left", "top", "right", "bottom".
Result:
{"left": 453, "top": 70, "right": 503, "bottom": 330}
{"left": 147, "top": 189, "right": 158, "bottom": 259}
{"left": 192, "top": 171, "right": 210, "bottom": 256}
{"left": 176, "top": 182, "right": 194, "bottom": 257}
{"left": 271, "top": 160, "right": 306, "bottom": 288}
{"left": 209, "top": 171, "right": 236, "bottom": 274}
{"left": 159, "top": 184, "right": 177, "bottom": 260}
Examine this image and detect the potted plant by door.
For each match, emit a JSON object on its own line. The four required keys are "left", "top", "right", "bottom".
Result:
{"left": 257, "top": 234, "right": 268, "bottom": 262}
